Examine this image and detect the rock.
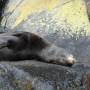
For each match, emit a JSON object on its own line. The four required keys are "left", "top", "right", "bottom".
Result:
{"left": 0, "top": 0, "right": 8, "bottom": 22}
{"left": 85, "top": 0, "right": 90, "bottom": 15}
{"left": 0, "top": 61, "right": 89, "bottom": 90}
{"left": 0, "top": 63, "right": 32, "bottom": 90}
{"left": 1, "top": 0, "right": 89, "bottom": 33}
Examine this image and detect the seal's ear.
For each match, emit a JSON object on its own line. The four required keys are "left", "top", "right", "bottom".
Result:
{"left": 13, "top": 32, "right": 28, "bottom": 41}
{"left": 14, "top": 32, "right": 31, "bottom": 46}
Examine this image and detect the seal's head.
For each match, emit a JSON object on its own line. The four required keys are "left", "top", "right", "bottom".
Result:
{"left": 59, "top": 53, "right": 76, "bottom": 66}
{"left": 41, "top": 45, "right": 76, "bottom": 66}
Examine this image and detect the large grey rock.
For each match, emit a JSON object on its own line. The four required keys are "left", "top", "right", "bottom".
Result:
{"left": 0, "top": 61, "right": 90, "bottom": 90}
{"left": 0, "top": 61, "right": 88, "bottom": 90}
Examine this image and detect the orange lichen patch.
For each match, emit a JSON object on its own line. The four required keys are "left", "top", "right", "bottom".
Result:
{"left": 13, "top": 80, "right": 32, "bottom": 90}
{"left": 83, "top": 72, "right": 90, "bottom": 89}
{"left": 26, "top": 81, "right": 32, "bottom": 90}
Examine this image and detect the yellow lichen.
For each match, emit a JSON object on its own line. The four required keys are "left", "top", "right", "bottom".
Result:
{"left": 6, "top": 0, "right": 90, "bottom": 33}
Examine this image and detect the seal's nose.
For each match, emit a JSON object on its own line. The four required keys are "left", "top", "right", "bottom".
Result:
{"left": 66, "top": 55, "right": 76, "bottom": 66}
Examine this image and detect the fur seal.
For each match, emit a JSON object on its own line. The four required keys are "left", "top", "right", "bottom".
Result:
{"left": 0, "top": 31, "right": 76, "bottom": 66}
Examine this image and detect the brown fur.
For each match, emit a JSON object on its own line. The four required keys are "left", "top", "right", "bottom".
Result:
{"left": 0, "top": 31, "right": 76, "bottom": 66}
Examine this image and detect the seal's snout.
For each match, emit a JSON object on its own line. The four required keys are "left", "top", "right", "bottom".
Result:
{"left": 66, "top": 55, "right": 76, "bottom": 66}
